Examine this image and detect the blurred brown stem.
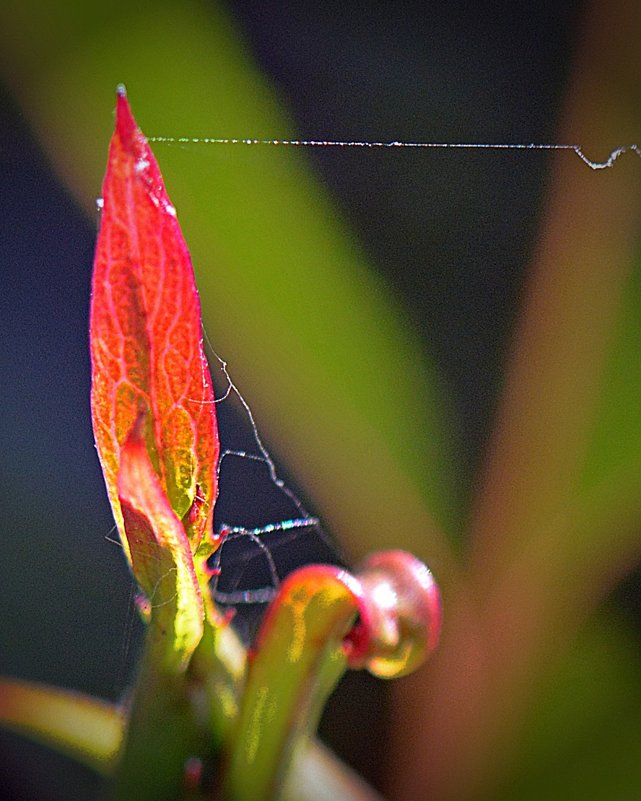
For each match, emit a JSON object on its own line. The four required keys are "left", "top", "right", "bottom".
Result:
{"left": 387, "top": 1, "right": 641, "bottom": 799}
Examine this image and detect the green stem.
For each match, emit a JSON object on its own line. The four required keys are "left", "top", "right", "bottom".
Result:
{"left": 112, "top": 627, "right": 205, "bottom": 801}
{"left": 222, "top": 567, "right": 361, "bottom": 801}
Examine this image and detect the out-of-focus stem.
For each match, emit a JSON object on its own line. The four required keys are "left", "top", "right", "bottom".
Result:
{"left": 388, "top": 1, "right": 641, "bottom": 799}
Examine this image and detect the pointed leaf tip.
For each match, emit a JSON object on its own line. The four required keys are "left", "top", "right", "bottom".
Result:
{"left": 116, "top": 84, "right": 138, "bottom": 149}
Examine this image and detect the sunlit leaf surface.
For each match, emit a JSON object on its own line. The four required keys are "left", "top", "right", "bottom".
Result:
{"left": 90, "top": 87, "right": 219, "bottom": 562}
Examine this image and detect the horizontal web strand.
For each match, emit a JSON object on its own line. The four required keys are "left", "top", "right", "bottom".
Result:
{"left": 147, "top": 137, "right": 641, "bottom": 171}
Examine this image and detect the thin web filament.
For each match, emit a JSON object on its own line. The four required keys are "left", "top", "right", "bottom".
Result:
{"left": 147, "top": 137, "right": 641, "bottom": 171}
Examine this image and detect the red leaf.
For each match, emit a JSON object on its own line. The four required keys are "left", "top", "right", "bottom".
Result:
{"left": 90, "top": 88, "right": 219, "bottom": 559}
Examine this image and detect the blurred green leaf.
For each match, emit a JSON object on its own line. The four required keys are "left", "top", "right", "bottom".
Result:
{"left": 0, "top": 0, "right": 458, "bottom": 570}
{"left": 580, "top": 259, "right": 641, "bottom": 492}
{"left": 499, "top": 608, "right": 641, "bottom": 801}
{"left": 0, "top": 679, "right": 123, "bottom": 773}
{"left": 388, "top": 3, "right": 641, "bottom": 795}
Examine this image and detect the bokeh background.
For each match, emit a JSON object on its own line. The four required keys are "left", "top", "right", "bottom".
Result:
{"left": 2, "top": 1, "right": 641, "bottom": 800}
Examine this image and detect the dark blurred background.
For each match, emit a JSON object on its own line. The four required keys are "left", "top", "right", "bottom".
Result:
{"left": 7, "top": 2, "right": 638, "bottom": 800}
